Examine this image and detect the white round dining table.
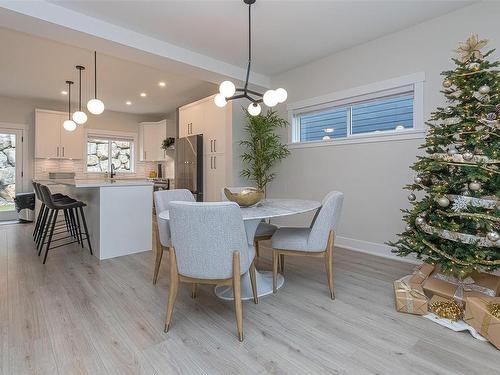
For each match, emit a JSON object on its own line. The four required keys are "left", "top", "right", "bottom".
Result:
{"left": 158, "top": 198, "right": 321, "bottom": 301}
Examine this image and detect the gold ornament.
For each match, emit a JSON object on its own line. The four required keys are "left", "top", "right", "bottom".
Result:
{"left": 455, "top": 34, "right": 488, "bottom": 62}
{"left": 442, "top": 79, "right": 452, "bottom": 88}
{"left": 430, "top": 300, "right": 464, "bottom": 321}
{"left": 487, "top": 303, "right": 500, "bottom": 319}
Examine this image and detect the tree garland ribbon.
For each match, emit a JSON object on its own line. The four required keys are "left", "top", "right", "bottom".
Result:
{"left": 429, "top": 153, "right": 499, "bottom": 164}
{"left": 446, "top": 195, "right": 499, "bottom": 210}
{"left": 422, "top": 239, "right": 500, "bottom": 266}
{"left": 417, "top": 220, "right": 499, "bottom": 248}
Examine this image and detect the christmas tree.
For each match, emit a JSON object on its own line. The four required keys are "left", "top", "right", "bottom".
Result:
{"left": 389, "top": 35, "right": 499, "bottom": 277}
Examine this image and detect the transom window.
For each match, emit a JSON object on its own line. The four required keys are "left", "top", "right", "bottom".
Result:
{"left": 290, "top": 75, "right": 424, "bottom": 145}
{"left": 87, "top": 137, "right": 134, "bottom": 173}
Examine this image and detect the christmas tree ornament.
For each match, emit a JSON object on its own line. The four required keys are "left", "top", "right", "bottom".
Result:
{"left": 469, "top": 181, "right": 481, "bottom": 191}
{"left": 447, "top": 146, "right": 458, "bottom": 156}
{"left": 405, "top": 225, "right": 412, "bottom": 232}
{"left": 478, "top": 85, "right": 490, "bottom": 94}
{"left": 462, "top": 151, "right": 474, "bottom": 161}
{"left": 408, "top": 193, "right": 416, "bottom": 202}
{"left": 415, "top": 217, "right": 425, "bottom": 225}
{"left": 443, "top": 117, "right": 461, "bottom": 125}
{"left": 437, "top": 197, "right": 450, "bottom": 207}
{"left": 444, "top": 106, "right": 453, "bottom": 114}
{"left": 473, "top": 91, "right": 490, "bottom": 102}
{"left": 442, "top": 79, "right": 452, "bottom": 88}
{"left": 414, "top": 176, "right": 422, "bottom": 184}
{"left": 466, "top": 62, "right": 480, "bottom": 70}
{"left": 486, "top": 112, "right": 497, "bottom": 121}
{"left": 430, "top": 300, "right": 464, "bottom": 321}
{"left": 487, "top": 231, "right": 499, "bottom": 242}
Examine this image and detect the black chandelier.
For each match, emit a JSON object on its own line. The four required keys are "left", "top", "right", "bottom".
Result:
{"left": 214, "top": 0, "right": 287, "bottom": 116}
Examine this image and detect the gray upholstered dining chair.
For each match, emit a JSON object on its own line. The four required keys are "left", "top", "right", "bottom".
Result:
{"left": 166, "top": 201, "right": 257, "bottom": 341}
{"left": 271, "top": 191, "right": 344, "bottom": 299}
{"left": 221, "top": 187, "right": 278, "bottom": 257}
{"left": 153, "top": 189, "right": 195, "bottom": 284}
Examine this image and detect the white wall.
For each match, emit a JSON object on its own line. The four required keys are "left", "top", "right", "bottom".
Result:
{"left": 267, "top": 1, "right": 500, "bottom": 259}
{"left": 0, "top": 94, "right": 162, "bottom": 191}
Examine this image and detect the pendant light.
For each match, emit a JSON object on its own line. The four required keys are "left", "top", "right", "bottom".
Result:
{"left": 73, "top": 65, "right": 88, "bottom": 124}
{"left": 63, "top": 81, "right": 77, "bottom": 132}
{"left": 214, "top": 0, "right": 287, "bottom": 115}
{"left": 87, "top": 51, "right": 105, "bottom": 115}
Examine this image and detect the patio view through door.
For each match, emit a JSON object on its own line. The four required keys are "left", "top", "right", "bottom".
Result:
{"left": 0, "top": 128, "right": 23, "bottom": 221}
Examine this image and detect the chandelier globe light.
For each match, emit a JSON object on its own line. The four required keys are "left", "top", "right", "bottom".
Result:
{"left": 87, "top": 51, "right": 105, "bottom": 115}
{"left": 214, "top": 0, "right": 287, "bottom": 116}
{"left": 72, "top": 65, "right": 88, "bottom": 124}
{"left": 63, "top": 80, "right": 77, "bottom": 132}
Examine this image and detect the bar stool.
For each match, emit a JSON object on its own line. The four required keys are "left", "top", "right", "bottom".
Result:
{"left": 38, "top": 184, "right": 93, "bottom": 264}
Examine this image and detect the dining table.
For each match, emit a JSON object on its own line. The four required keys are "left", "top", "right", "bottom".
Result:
{"left": 158, "top": 198, "right": 321, "bottom": 301}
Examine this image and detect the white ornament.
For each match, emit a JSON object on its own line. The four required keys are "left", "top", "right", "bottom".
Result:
{"left": 466, "top": 62, "right": 480, "bottom": 70}
{"left": 469, "top": 182, "right": 481, "bottom": 191}
{"left": 463, "top": 152, "right": 474, "bottom": 161}
{"left": 414, "top": 176, "right": 422, "bottom": 184}
{"left": 437, "top": 197, "right": 450, "bottom": 208}
{"left": 415, "top": 217, "right": 425, "bottom": 225}
{"left": 478, "top": 85, "right": 490, "bottom": 94}
{"left": 452, "top": 196, "right": 469, "bottom": 212}
{"left": 447, "top": 147, "right": 458, "bottom": 156}
{"left": 408, "top": 193, "right": 416, "bottom": 202}
{"left": 405, "top": 225, "right": 412, "bottom": 232}
{"left": 444, "top": 106, "right": 453, "bottom": 114}
{"left": 487, "top": 231, "right": 499, "bottom": 242}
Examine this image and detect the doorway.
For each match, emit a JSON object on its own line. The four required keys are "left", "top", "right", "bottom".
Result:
{"left": 0, "top": 127, "right": 23, "bottom": 221}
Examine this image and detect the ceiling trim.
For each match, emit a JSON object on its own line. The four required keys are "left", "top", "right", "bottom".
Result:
{"left": 0, "top": 0, "right": 271, "bottom": 88}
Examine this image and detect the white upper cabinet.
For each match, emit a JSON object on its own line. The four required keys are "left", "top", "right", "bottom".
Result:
{"left": 179, "top": 103, "right": 203, "bottom": 138}
{"left": 35, "top": 109, "right": 85, "bottom": 159}
{"left": 139, "top": 120, "right": 168, "bottom": 161}
{"left": 202, "top": 99, "right": 228, "bottom": 154}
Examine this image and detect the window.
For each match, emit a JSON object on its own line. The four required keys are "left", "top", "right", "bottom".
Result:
{"left": 290, "top": 73, "right": 424, "bottom": 145}
{"left": 87, "top": 137, "right": 134, "bottom": 173}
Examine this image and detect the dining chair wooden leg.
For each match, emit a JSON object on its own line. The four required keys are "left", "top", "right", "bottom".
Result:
{"left": 191, "top": 283, "right": 198, "bottom": 299}
{"left": 153, "top": 243, "right": 164, "bottom": 285}
{"left": 272, "top": 250, "right": 279, "bottom": 293}
{"left": 165, "top": 248, "right": 179, "bottom": 332}
{"left": 325, "top": 231, "right": 335, "bottom": 300}
{"left": 232, "top": 251, "right": 243, "bottom": 342}
{"left": 254, "top": 239, "right": 260, "bottom": 257}
{"left": 279, "top": 254, "right": 285, "bottom": 274}
{"left": 249, "top": 260, "right": 258, "bottom": 304}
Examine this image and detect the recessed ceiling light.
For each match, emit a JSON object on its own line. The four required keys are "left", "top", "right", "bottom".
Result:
{"left": 61, "top": 90, "right": 68, "bottom": 95}
{"left": 126, "top": 101, "right": 132, "bottom": 105}
{"left": 140, "top": 92, "right": 147, "bottom": 97}
{"left": 158, "top": 81, "right": 166, "bottom": 87}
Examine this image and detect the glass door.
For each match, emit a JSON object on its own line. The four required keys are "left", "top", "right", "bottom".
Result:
{"left": 0, "top": 128, "right": 23, "bottom": 221}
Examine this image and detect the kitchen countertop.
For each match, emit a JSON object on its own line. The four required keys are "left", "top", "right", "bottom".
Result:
{"left": 35, "top": 178, "right": 154, "bottom": 188}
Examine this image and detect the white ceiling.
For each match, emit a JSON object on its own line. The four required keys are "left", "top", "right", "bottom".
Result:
{"left": 0, "top": 27, "right": 217, "bottom": 115}
{"left": 48, "top": 0, "right": 473, "bottom": 75}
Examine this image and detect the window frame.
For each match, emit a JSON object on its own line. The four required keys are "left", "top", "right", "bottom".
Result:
{"left": 288, "top": 72, "right": 425, "bottom": 148}
{"left": 85, "top": 129, "right": 137, "bottom": 175}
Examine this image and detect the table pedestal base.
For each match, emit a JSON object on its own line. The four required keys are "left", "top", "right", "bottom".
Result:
{"left": 214, "top": 270, "right": 284, "bottom": 301}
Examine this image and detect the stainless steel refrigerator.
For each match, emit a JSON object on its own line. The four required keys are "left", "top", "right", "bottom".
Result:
{"left": 175, "top": 135, "right": 203, "bottom": 201}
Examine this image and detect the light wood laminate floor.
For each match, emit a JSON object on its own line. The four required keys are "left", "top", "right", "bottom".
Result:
{"left": 0, "top": 223, "right": 498, "bottom": 375}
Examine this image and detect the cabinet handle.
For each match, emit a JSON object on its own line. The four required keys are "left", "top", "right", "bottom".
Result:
{"left": 144, "top": 151, "right": 146, "bottom": 160}
{"left": 210, "top": 156, "right": 213, "bottom": 169}
{"left": 214, "top": 156, "right": 216, "bottom": 169}
{"left": 210, "top": 139, "right": 213, "bottom": 153}
{"left": 214, "top": 139, "right": 216, "bottom": 153}
{"left": 62, "top": 147, "right": 65, "bottom": 157}
{"left": 56, "top": 147, "right": 59, "bottom": 157}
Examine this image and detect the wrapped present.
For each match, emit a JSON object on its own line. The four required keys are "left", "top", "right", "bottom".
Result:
{"left": 428, "top": 295, "right": 464, "bottom": 321}
{"left": 464, "top": 296, "right": 500, "bottom": 350}
{"left": 409, "top": 263, "right": 435, "bottom": 287}
{"left": 423, "top": 271, "right": 500, "bottom": 306}
{"left": 394, "top": 275, "right": 428, "bottom": 315}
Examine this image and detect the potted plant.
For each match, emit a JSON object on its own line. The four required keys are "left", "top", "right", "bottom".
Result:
{"left": 240, "top": 109, "right": 290, "bottom": 195}
{"left": 161, "top": 137, "right": 175, "bottom": 151}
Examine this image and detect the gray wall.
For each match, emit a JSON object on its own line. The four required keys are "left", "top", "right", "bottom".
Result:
{"left": 266, "top": 1, "right": 500, "bottom": 256}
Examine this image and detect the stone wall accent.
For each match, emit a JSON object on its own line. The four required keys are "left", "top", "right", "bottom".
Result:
{"left": 87, "top": 140, "right": 131, "bottom": 172}
{"left": 0, "top": 134, "right": 16, "bottom": 208}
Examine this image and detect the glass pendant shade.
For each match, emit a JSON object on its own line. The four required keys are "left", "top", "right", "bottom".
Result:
{"left": 275, "top": 88, "right": 288, "bottom": 103}
{"left": 214, "top": 93, "right": 227, "bottom": 108}
{"left": 219, "top": 81, "right": 236, "bottom": 98}
{"left": 72, "top": 111, "right": 88, "bottom": 124}
{"left": 87, "top": 98, "right": 105, "bottom": 115}
{"left": 247, "top": 102, "right": 261, "bottom": 116}
{"left": 263, "top": 90, "right": 278, "bottom": 107}
{"left": 63, "top": 119, "right": 77, "bottom": 132}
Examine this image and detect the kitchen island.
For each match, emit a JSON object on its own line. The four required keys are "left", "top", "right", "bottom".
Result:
{"left": 36, "top": 179, "right": 154, "bottom": 260}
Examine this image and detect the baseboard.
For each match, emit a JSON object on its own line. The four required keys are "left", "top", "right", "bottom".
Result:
{"left": 335, "top": 235, "right": 420, "bottom": 264}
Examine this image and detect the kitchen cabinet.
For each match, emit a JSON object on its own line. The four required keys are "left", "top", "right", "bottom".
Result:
{"left": 179, "top": 103, "right": 203, "bottom": 138}
{"left": 204, "top": 153, "right": 226, "bottom": 202}
{"left": 35, "top": 109, "right": 85, "bottom": 159}
{"left": 139, "top": 120, "right": 169, "bottom": 161}
{"left": 202, "top": 99, "right": 228, "bottom": 155}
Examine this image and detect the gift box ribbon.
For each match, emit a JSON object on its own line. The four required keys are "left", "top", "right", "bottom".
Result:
{"left": 433, "top": 273, "right": 496, "bottom": 303}
{"left": 395, "top": 276, "right": 427, "bottom": 313}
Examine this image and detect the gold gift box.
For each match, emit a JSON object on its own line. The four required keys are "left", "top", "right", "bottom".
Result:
{"left": 394, "top": 275, "right": 428, "bottom": 315}
{"left": 464, "top": 296, "right": 500, "bottom": 350}
{"left": 409, "top": 263, "right": 435, "bottom": 287}
{"left": 423, "top": 271, "right": 500, "bottom": 306}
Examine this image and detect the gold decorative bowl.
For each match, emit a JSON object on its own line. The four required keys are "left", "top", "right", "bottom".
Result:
{"left": 224, "top": 188, "right": 264, "bottom": 207}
